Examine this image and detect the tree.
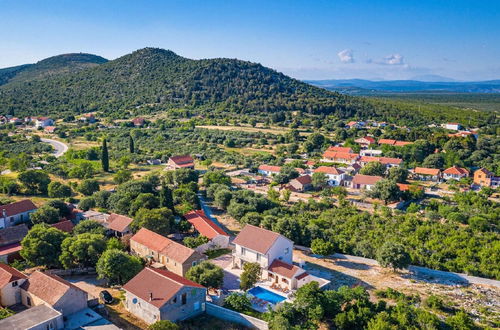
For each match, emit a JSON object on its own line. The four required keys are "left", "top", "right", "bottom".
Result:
{"left": 93, "top": 190, "right": 111, "bottom": 208}
{"left": 46, "top": 200, "right": 71, "bottom": 217}
{"left": 446, "top": 311, "right": 477, "bottom": 330}
{"left": 114, "top": 170, "right": 132, "bottom": 184}
{"left": 129, "top": 134, "right": 135, "bottom": 153}
{"left": 78, "top": 197, "right": 96, "bottom": 211}
{"left": 186, "top": 261, "right": 224, "bottom": 289}
{"left": 311, "top": 238, "right": 335, "bottom": 256}
{"left": 132, "top": 207, "right": 173, "bottom": 236}
{"left": 48, "top": 181, "right": 72, "bottom": 198}
{"left": 20, "top": 224, "right": 68, "bottom": 268}
{"left": 183, "top": 235, "right": 209, "bottom": 248}
{"left": 387, "top": 167, "right": 408, "bottom": 183}
{"left": 73, "top": 219, "right": 106, "bottom": 235}
{"left": 303, "top": 133, "right": 325, "bottom": 152}
{"left": 312, "top": 172, "right": 327, "bottom": 189}
{"left": 267, "top": 187, "right": 280, "bottom": 202}
{"left": 59, "top": 233, "right": 107, "bottom": 269}
{"left": 360, "top": 162, "right": 386, "bottom": 176}
{"left": 376, "top": 242, "right": 411, "bottom": 271}
{"left": 224, "top": 293, "right": 251, "bottom": 312}
{"left": 77, "top": 179, "right": 100, "bottom": 196}
{"left": 96, "top": 249, "right": 143, "bottom": 285}
{"left": 159, "top": 184, "right": 174, "bottom": 210}
{"left": 203, "top": 170, "right": 231, "bottom": 187}
{"left": 129, "top": 193, "right": 159, "bottom": 216}
{"left": 30, "top": 205, "right": 60, "bottom": 224}
{"left": 240, "top": 262, "right": 261, "bottom": 290}
{"left": 18, "top": 170, "right": 50, "bottom": 195}
{"left": 214, "top": 189, "right": 232, "bottom": 209}
{"left": 422, "top": 154, "right": 445, "bottom": 169}
{"left": 282, "top": 189, "right": 291, "bottom": 202}
{"left": 101, "top": 138, "right": 109, "bottom": 172}
{"left": 369, "top": 179, "right": 402, "bottom": 204}
{"left": 148, "top": 321, "right": 179, "bottom": 330}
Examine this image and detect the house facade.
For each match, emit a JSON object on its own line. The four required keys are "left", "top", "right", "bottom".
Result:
{"left": 107, "top": 213, "right": 134, "bottom": 236}
{"left": 351, "top": 174, "right": 383, "bottom": 190}
{"left": 167, "top": 155, "right": 195, "bottom": 170}
{"left": 473, "top": 168, "right": 500, "bottom": 188}
{"left": 264, "top": 259, "right": 306, "bottom": 291}
{"left": 131, "top": 228, "right": 206, "bottom": 276}
{"left": 322, "top": 151, "right": 359, "bottom": 164}
{"left": 354, "top": 136, "right": 375, "bottom": 148}
{"left": 0, "top": 304, "right": 64, "bottom": 330}
{"left": 287, "top": 175, "right": 312, "bottom": 192}
{"left": 232, "top": 225, "right": 293, "bottom": 269}
{"left": 0, "top": 199, "right": 37, "bottom": 229}
{"left": 0, "top": 263, "right": 28, "bottom": 307}
{"left": 258, "top": 164, "right": 281, "bottom": 176}
{"left": 35, "top": 117, "right": 54, "bottom": 128}
{"left": 0, "top": 224, "right": 29, "bottom": 263}
{"left": 123, "top": 267, "right": 206, "bottom": 324}
{"left": 442, "top": 166, "right": 469, "bottom": 180}
{"left": 314, "top": 166, "right": 345, "bottom": 186}
{"left": 412, "top": 167, "right": 441, "bottom": 181}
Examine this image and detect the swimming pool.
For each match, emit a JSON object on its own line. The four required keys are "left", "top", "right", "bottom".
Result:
{"left": 247, "top": 286, "right": 287, "bottom": 305}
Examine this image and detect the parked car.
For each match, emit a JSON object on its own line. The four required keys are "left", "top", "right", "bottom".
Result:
{"left": 99, "top": 290, "right": 113, "bottom": 304}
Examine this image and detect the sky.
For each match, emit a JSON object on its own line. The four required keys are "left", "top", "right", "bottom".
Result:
{"left": 1, "top": 0, "right": 499, "bottom": 81}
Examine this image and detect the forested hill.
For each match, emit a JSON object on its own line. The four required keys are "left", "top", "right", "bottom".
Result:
{"left": 0, "top": 48, "right": 490, "bottom": 125}
{"left": 0, "top": 53, "right": 108, "bottom": 86}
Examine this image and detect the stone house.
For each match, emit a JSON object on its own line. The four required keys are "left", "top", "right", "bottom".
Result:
{"left": 412, "top": 167, "right": 441, "bottom": 181}
{"left": 287, "top": 175, "right": 312, "bottom": 192}
{"left": 0, "top": 224, "right": 29, "bottom": 263}
{"left": 0, "top": 263, "right": 28, "bottom": 307}
{"left": 123, "top": 267, "right": 206, "bottom": 324}
{"left": 0, "top": 304, "right": 64, "bottom": 330}
{"left": 107, "top": 213, "right": 134, "bottom": 237}
{"left": 167, "top": 155, "right": 195, "bottom": 170}
{"left": 0, "top": 199, "right": 37, "bottom": 229}
{"left": 351, "top": 174, "right": 383, "bottom": 190}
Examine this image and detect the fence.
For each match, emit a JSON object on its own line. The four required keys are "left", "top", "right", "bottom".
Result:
{"left": 205, "top": 302, "right": 269, "bottom": 330}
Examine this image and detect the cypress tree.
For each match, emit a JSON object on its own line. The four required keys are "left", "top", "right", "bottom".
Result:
{"left": 129, "top": 134, "right": 134, "bottom": 153}
{"left": 159, "top": 184, "right": 174, "bottom": 210}
{"left": 101, "top": 138, "right": 109, "bottom": 172}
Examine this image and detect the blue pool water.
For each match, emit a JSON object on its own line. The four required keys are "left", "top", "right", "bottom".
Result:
{"left": 247, "top": 286, "right": 287, "bottom": 304}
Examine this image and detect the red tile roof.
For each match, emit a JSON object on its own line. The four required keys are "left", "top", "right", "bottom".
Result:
{"left": 443, "top": 166, "right": 469, "bottom": 176}
{"left": 352, "top": 174, "right": 383, "bottom": 186}
{"left": 314, "top": 166, "right": 344, "bottom": 175}
{"left": 394, "top": 141, "right": 412, "bottom": 146}
{"left": 292, "top": 175, "right": 312, "bottom": 185}
{"left": 123, "top": 267, "right": 205, "bottom": 308}
{"left": 0, "top": 225, "right": 29, "bottom": 246}
{"left": 379, "top": 157, "right": 403, "bottom": 165}
{"left": 169, "top": 155, "right": 194, "bottom": 166}
{"left": 107, "top": 213, "right": 133, "bottom": 233}
{"left": 267, "top": 259, "right": 303, "bottom": 279}
{"left": 258, "top": 164, "right": 281, "bottom": 173}
{"left": 295, "top": 272, "right": 310, "bottom": 280}
{"left": 322, "top": 151, "right": 359, "bottom": 160}
{"left": 414, "top": 167, "right": 441, "bottom": 176}
{"left": 184, "top": 210, "right": 228, "bottom": 240}
{"left": 51, "top": 220, "right": 74, "bottom": 233}
{"left": 359, "top": 156, "right": 379, "bottom": 163}
{"left": 131, "top": 228, "right": 199, "bottom": 263}
{"left": 0, "top": 200, "right": 37, "bottom": 217}
{"left": 475, "top": 168, "right": 493, "bottom": 176}
{"left": 0, "top": 242, "right": 22, "bottom": 256}
{"left": 0, "top": 263, "right": 27, "bottom": 288}
{"left": 233, "top": 225, "right": 285, "bottom": 255}
{"left": 20, "top": 271, "right": 86, "bottom": 306}
{"left": 355, "top": 136, "right": 376, "bottom": 144}
{"left": 378, "top": 139, "right": 397, "bottom": 145}
{"left": 326, "top": 146, "right": 353, "bottom": 153}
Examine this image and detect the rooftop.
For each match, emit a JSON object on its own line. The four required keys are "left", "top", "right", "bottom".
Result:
{"left": 233, "top": 224, "right": 289, "bottom": 255}
{"left": 0, "top": 304, "right": 61, "bottom": 330}
{"left": 0, "top": 263, "right": 27, "bottom": 288}
{"left": 0, "top": 224, "right": 29, "bottom": 246}
{"left": 0, "top": 199, "right": 37, "bottom": 217}
{"left": 185, "top": 210, "right": 228, "bottom": 240}
{"left": 314, "top": 166, "right": 344, "bottom": 175}
{"left": 352, "top": 174, "right": 383, "bottom": 185}
{"left": 267, "top": 259, "right": 303, "bottom": 279}
{"left": 107, "top": 213, "right": 133, "bottom": 233}
{"left": 20, "top": 271, "right": 86, "bottom": 305}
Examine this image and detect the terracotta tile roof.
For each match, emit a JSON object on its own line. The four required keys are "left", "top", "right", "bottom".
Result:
{"left": 44, "top": 126, "right": 57, "bottom": 133}
{"left": 352, "top": 174, "right": 383, "bottom": 186}
{"left": 0, "top": 242, "right": 22, "bottom": 256}
{"left": 475, "top": 168, "right": 493, "bottom": 176}
{"left": 267, "top": 259, "right": 303, "bottom": 279}
{"left": 414, "top": 167, "right": 441, "bottom": 176}
{"left": 379, "top": 157, "right": 403, "bottom": 165}
{"left": 305, "top": 160, "right": 316, "bottom": 166}
{"left": 314, "top": 166, "right": 344, "bottom": 175}
{"left": 185, "top": 210, "right": 228, "bottom": 240}
{"left": 346, "top": 121, "right": 358, "bottom": 126}
{"left": 0, "top": 263, "right": 27, "bottom": 288}
{"left": 292, "top": 175, "right": 312, "bottom": 185}
{"left": 107, "top": 213, "right": 133, "bottom": 233}
{"left": 295, "top": 168, "right": 306, "bottom": 174}
{"left": 394, "top": 141, "right": 412, "bottom": 146}
{"left": 0, "top": 200, "right": 37, "bottom": 217}
{"left": 359, "top": 156, "right": 379, "bottom": 163}
{"left": 326, "top": 146, "right": 353, "bottom": 153}
{"left": 233, "top": 225, "right": 285, "bottom": 255}
{"left": 378, "top": 139, "right": 397, "bottom": 145}
{"left": 295, "top": 272, "right": 310, "bottom": 280}
{"left": 169, "top": 155, "right": 194, "bottom": 166}
{"left": 123, "top": 267, "right": 204, "bottom": 308}
{"left": 0, "top": 225, "right": 29, "bottom": 246}
{"left": 322, "top": 151, "right": 359, "bottom": 160}
{"left": 132, "top": 117, "right": 145, "bottom": 125}
{"left": 258, "top": 164, "right": 281, "bottom": 173}
{"left": 443, "top": 166, "right": 469, "bottom": 176}
{"left": 51, "top": 220, "right": 74, "bottom": 233}
{"left": 355, "top": 136, "right": 376, "bottom": 144}
{"left": 131, "top": 228, "right": 199, "bottom": 263}
{"left": 20, "top": 271, "right": 86, "bottom": 306}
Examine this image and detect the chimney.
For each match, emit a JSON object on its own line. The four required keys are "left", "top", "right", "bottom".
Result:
{"left": 149, "top": 292, "right": 153, "bottom": 302}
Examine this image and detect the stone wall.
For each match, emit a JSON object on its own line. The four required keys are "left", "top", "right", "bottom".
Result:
{"left": 205, "top": 302, "right": 268, "bottom": 330}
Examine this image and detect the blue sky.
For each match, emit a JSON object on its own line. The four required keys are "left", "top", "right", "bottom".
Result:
{"left": 1, "top": 0, "right": 499, "bottom": 80}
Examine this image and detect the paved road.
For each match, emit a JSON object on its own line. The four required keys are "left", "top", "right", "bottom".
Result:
{"left": 41, "top": 138, "right": 68, "bottom": 157}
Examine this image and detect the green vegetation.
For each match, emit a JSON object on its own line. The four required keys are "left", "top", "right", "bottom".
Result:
{"left": 96, "top": 249, "right": 143, "bottom": 285}
{"left": 185, "top": 261, "right": 224, "bottom": 289}
{"left": 240, "top": 262, "right": 261, "bottom": 291}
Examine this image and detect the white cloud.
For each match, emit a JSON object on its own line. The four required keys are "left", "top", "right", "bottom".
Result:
{"left": 383, "top": 53, "right": 404, "bottom": 65}
{"left": 337, "top": 49, "right": 354, "bottom": 63}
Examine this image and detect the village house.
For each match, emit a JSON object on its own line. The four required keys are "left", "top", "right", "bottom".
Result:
{"left": 444, "top": 123, "right": 462, "bottom": 131}
{"left": 473, "top": 168, "right": 500, "bottom": 188}
{"left": 44, "top": 126, "right": 57, "bottom": 134}
{"left": 9, "top": 117, "right": 21, "bottom": 125}
{"left": 321, "top": 151, "right": 359, "bottom": 164}
{"left": 258, "top": 164, "right": 282, "bottom": 176}
{"left": 394, "top": 141, "right": 413, "bottom": 147}
{"left": 378, "top": 139, "right": 412, "bottom": 147}
{"left": 232, "top": 224, "right": 293, "bottom": 269}
{"left": 0, "top": 263, "right": 28, "bottom": 307}
{"left": 358, "top": 156, "right": 402, "bottom": 168}
{"left": 184, "top": 210, "right": 229, "bottom": 251}
{"left": 123, "top": 267, "right": 206, "bottom": 324}
{"left": 130, "top": 228, "right": 206, "bottom": 276}
{"left": 351, "top": 174, "right": 383, "bottom": 190}
{"left": 287, "top": 175, "right": 312, "bottom": 192}
{"left": 0, "top": 304, "right": 64, "bottom": 330}
{"left": 20, "top": 271, "right": 88, "bottom": 316}
{"left": 0, "top": 225, "right": 29, "bottom": 263}
{"left": 167, "top": 155, "right": 195, "bottom": 170}
{"left": 314, "top": 166, "right": 345, "bottom": 186}
{"left": 80, "top": 113, "right": 96, "bottom": 123}
{"left": 412, "top": 167, "right": 441, "bottom": 181}
{"left": 326, "top": 146, "right": 353, "bottom": 153}
{"left": 360, "top": 149, "right": 383, "bottom": 157}
{"left": 51, "top": 220, "right": 75, "bottom": 233}
{"left": 345, "top": 121, "right": 365, "bottom": 129}
{"left": 354, "top": 136, "right": 376, "bottom": 148}
{"left": 35, "top": 117, "right": 54, "bottom": 128}
{"left": 0, "top": 199, "right": 37, "bottom": 229}
{"left": 131, "top": 117, "right": 146, "bottom": 127}
{"left": 442, "top": 166, "right": 469, "bottom": 181}
{"left": 107, "top": 213, "right": 134, "bottom": 237}
{"left": 263, "top": 259, "right": 328, "bottom": 291}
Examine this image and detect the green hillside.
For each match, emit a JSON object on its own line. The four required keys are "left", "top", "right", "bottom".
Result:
{"left": 0, "top": 48, "right": 491, "bottom": 125}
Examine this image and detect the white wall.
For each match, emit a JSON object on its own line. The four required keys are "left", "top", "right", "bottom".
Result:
{"left": 0, "top": 279, "right": 25, "bottom": 306}
{"left": 267, "top": 236, "right": 293, "bottom": 266}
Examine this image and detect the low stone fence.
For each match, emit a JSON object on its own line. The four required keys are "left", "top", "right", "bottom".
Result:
{"left": 46, "top": 267, "right": 96, "bottom": 276}
{"left": 205, "top": 302, "right": 269, "bottom": 330}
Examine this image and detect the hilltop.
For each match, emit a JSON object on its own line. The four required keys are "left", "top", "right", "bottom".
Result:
{"left": 0, "top": 48, "right": 491, "bottom": 125}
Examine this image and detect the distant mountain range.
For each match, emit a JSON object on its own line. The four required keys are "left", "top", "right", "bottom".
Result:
{"left": 306, "top": 79, "right": 500, "bottom": 94}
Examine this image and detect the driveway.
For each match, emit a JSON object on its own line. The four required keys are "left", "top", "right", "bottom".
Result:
{"left": 41, "top": 138, "right": 68, "bottom": 157}
{"left": 209, "top": 254, "right": 241, "bottom": 290}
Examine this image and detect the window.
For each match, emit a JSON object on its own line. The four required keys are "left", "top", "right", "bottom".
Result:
{"left": 181, "top": 293, "right": 187, "bottom": 305}
{"left": 172, "top": 296, "right": 177, "bottom": 304}
{"left": 284, "top": 248, "right": 289, "bottom": 254}
{"left": 282, "top": 278, "right": 288, "bottom": 284}
{"left": 26, "top": 296, "right": 31, "bottom": 306}
{"left": 12, "top": 281, "right": 18, "bottom": 287}
{"left": 241, "top": 247, "right": 246, "bottom": 255}
{"left": 256, "top": 253, "right": 261, "bottom": 262}
{"left": 192, "top": 261, "right": 197, "bottom": 267}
